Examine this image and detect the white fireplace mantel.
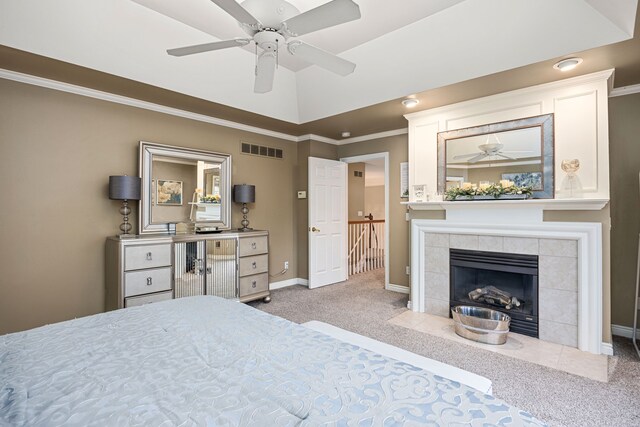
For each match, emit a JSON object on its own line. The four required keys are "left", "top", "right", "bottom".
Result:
{"left": 402, "top": 198, "right": 609, "bottom": 211}
{"left": 410, "top": 219, "right": 605, "bottom": 355}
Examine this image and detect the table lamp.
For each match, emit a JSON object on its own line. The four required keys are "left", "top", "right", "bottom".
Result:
{"left": 109, "top": 175, "right": 141, "bottom": 237}
{"left": 234, "top": 184, "right": 255, "bottom": 231}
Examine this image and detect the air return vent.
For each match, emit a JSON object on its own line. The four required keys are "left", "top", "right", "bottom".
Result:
{"left": 241, "top": 142, "right": 283, "bottom": 159}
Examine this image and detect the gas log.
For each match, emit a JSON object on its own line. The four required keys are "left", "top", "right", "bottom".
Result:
{"left": 468, "top": 285, "right": 523, "bottom": 310}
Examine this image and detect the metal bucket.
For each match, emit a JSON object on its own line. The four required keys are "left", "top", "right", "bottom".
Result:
{"left": 451, "top": 306, "right": 511, "bottom": 345}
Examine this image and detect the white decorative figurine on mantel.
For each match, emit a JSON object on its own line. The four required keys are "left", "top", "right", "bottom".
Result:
{"left": 561, "top": 159, "right": 583, "bottom": 198}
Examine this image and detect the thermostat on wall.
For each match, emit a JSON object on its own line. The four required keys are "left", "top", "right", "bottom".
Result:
{"left": 297, "top": 191, "right": 307, "bottom": 199}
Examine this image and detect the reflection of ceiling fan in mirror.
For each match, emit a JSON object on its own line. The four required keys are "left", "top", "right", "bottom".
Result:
{"left": 453, "top": 134, "right": 533, "bottom": 164}
{"left": 167, "top": 0, "right": 361, "bottom": 93}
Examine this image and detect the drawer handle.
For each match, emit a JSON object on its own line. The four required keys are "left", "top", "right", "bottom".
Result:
{"left": 252, "top": 280, "right": 257, "bottom": 288}
{"left": 251, "top": 242, "right": 257, "bottom": 249}
{"left": 146, "top": 277, "right": 153, "bottom": 286}
{"left": 252, "top": 261, "right": 257, "bottom": 269}
{"left": 146, "top": 252, "right": 153, "bottom": 261}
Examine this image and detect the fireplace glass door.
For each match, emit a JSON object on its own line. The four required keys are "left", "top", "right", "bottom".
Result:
{"left": 450, "top": 249, "right": 539, "bottom": 337}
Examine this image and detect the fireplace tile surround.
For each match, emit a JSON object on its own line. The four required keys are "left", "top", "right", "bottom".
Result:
{"left": 411, "top": 220, "right": 604, "bottom": 354}
{"left": 423, "top": 233, "right": 578, "bottom": 347}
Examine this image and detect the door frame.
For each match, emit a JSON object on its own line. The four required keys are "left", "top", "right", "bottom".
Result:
{"left": 339, "top": 152, "right": 390, "bottom": 290}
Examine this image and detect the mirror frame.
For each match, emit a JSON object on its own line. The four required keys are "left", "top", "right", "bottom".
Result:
{"left": 139, "top": 141, "right": 232, "bottom": 234}
{"left": 437, "top": 113, "right": 555, "bottom": 199}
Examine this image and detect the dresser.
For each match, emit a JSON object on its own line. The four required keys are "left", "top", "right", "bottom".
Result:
{"left": 105, "top": 230, "right": 270, "bottom": 310}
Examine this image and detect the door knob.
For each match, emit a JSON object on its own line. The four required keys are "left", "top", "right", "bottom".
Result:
{"left": 309, "top": 227, "right": 320, "bottom": 232}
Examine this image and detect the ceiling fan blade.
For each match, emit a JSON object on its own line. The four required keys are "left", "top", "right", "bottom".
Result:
{"left": 287, "top": 41, "right": 355, "bottom": 76}
{"left": 496, "top": 153, "right": 517, "bottom": 160}
{"left": 281, "top": 0, "right": 361, "bottom": 37}
{"left": 210, "top": 0, "right": 261, "bottom": 28}
{"left": 254, "top": 52, "right": 277, "bottom": 94}
{"left": 167, "top": 38, "right": 251, "bottom": 57}
{"left": 453, "top": 153, "right": 482, "bottom": 160}
{"left": 468, "top": 153, "right": 488, "bottom": 163}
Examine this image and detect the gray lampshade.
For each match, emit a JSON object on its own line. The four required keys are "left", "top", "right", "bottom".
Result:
{"left": 234, "top": 184, "right": 255, "bottom": 203}
{"left": 109, "top": 175, "right": 141, "bottom": 201}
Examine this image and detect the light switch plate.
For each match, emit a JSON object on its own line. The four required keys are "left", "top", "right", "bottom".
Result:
{"left": 357, "top": 211, "right": 363, "bottom": 217}
{"left": 297, "top": 191, "right": 306, "bottom": 199}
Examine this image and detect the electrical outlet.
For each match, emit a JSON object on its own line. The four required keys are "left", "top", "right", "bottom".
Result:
{"left": 284, "top": 261, "right": 289, "bottom": 270}
{"left": 405, "top": 265, "right": 410, "bottom": 275}
{"left": 405, "top": 212, "right": 410, "bottom": 221}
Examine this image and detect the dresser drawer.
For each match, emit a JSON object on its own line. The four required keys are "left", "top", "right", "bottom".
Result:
{"left": 125, "top": 290, "right": 173, "bottom": 308}
{"left": 239, "top": 273, "right": 269, "bottom": 297}
{"left": 124, "top": 267, "right": 172, "bottom": 297}
{"left": 238, "top": 236, "right": 268, "bottom": 257}
{"left": 238, "top": 254, "right": 268, "bottom": 277}
{"left": 124, "top": 244, "right": 171, "bottom": 271}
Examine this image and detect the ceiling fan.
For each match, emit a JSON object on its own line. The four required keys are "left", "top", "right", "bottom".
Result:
{"left": 167, "top": 0, "right": 361, "bottom": 93}
{"left": 453, "top": 134, "right": 533, "bottom": 164}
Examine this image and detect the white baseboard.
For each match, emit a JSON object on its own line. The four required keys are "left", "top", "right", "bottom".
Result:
{"left": 611, "top": 324, "right": 640, "bottom": 339}
{"left": 600, "top": 342, "right": 614, "bottom": 356}
{"left": 269, "top": 278, "right": 309, "bottom": 290}
{"left": 386, "top": 283, "right": 410, "bottom": 294}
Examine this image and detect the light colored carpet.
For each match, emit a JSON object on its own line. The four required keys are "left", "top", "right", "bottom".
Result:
{"left": 249, "top": 269, "right": 640, "bottom": 427}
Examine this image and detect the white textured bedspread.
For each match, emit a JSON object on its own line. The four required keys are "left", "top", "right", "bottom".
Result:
{"left": 1, "top": 296, "right": 546, "bottom": 426}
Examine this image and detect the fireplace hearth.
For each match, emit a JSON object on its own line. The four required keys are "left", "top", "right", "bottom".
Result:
{"left": 450, "top": 249, "right": 539, "bottom": 337}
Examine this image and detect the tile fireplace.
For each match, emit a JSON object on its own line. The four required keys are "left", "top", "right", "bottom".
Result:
{"left": 410, "top": 219, "right": 604, "bottom": 354}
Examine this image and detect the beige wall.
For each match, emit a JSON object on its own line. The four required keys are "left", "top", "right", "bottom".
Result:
{"left": 365, "top": 185, "right": 385, "bottom": 220}
{"left": 338, "top": 134, "right": 409, "bottom": 287}
{"left": 609, "top": 92, "right": 640, "bottom": 329}
{"left": 0, "top": 78, "right": 299, "bottom": 334}
{"left": 348, "top": 163, "right": 365, "bottom": 221}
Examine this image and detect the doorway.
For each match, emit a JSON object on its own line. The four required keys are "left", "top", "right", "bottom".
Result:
{"left": 340, "top": 153, "right": 389, "bottom": 290}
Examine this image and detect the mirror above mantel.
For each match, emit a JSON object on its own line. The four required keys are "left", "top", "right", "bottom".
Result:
{"left": 437, "top": 113, "right": 555, "bottom": 199}
{"left": 139, "top": 142, "right": 232, "bottom": 234}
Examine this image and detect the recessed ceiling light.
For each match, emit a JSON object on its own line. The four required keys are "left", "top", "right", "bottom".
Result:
{"left": 341, "top": 131, "right": 351, "bottom": 138}
{"left": 553, "top": 57, "right": 583, "bottom": 72}
{"left": 402, "top": 98, "right": 419, "bottom": 108}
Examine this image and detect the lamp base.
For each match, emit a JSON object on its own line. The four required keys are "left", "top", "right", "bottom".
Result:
{"left": 238, "top": 203, "right": 252, "bottom": 232}
{"left": 118, "top": 200, "right": 134, "bottom": 237}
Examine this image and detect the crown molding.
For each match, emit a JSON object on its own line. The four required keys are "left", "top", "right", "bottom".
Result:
{"left": 337, "top": 128, "right": 408, "bottom": 145}
{"left": 296, "top": 134, "right": 338, "bottom": 144}
{"left": 610, "top": 83, "right": 640, "bottom": 98}
{"left": 0, "top": 68, "right": 300, "bottom": 142}
{"left": 1, "top": 68, "right": 413, "bottom": 146}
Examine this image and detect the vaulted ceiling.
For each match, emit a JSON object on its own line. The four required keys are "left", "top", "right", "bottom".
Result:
{"left": 1, "top": 0, "right": 639, "bottom": 140}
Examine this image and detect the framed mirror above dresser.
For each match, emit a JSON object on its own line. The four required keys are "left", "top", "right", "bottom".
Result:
{"left": 139, "top": 141, "right": 232, "bottom": 234}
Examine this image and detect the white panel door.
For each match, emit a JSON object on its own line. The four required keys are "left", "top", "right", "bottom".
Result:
{"left": 308, "top": 157, "right": 347, "bottom": 289}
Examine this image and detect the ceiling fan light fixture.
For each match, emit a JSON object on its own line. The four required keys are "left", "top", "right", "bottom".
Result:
{"left": 402, "top": 98, "right": 419, "bottom": 108}
{"left": 553, "top": 57, "right": 583, "bottom": 72}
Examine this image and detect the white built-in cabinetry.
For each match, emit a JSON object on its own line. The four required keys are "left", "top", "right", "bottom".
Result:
{"left": 405, "top": 70, "right": 613, "bottom": 204}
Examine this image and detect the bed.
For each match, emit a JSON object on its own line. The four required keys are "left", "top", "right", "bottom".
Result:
{"left": 1, "top": 296, "right": 545, "bottom": 426}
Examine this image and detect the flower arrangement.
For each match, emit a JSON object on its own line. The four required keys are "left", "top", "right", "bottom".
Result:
{"left": 445, "top": 180, "right": 532, "bottom": 201}
{"left": 200, "top": 194, "right": 221, "bottom": 203}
